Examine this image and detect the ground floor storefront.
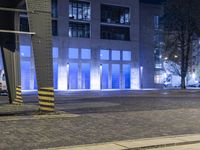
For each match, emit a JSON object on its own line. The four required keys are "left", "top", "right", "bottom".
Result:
{"left": 18, "top": 45, "right": 140, "bottom": 91}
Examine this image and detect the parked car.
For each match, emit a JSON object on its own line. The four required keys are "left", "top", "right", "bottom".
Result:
{"left": 0, "top": 70, "right": 7, "bottom": 95}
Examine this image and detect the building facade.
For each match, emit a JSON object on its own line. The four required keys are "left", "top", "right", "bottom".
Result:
{"left": 0, "top": 0, "right": 164, "bottom": 91}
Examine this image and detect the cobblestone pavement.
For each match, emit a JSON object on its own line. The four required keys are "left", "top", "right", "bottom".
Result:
{"left": 1, "top": 90, "right": 200, "bottom": 150}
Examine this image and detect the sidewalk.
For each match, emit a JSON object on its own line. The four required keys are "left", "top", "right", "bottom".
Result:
{"left": 45, "top": 134, "right": 200, "bottom": 150}
{"left": 2, "top": 93, "right": 200, "bottom": 149}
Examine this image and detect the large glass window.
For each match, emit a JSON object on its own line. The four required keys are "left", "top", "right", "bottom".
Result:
{"left": 20, "top": 17, "right": 29, "bottom": 32}
{"left": 101, "top": 64, "right": 109, "bottom": 89}
{"left": 123, "top": 51, "right": 131, "bottom": 61}
{"left": 123, "top": 64, "right": 131, "bottom": 88}
{"left": 20, "top": 45, "right": 31, "bottom": 90}
{"left": 69, "top": 1, "right": 91, "bottom": 21}
{"left": 53, "top": 47, "right": 59, "bottom": 58}
{"left": 20, "top": 46, "right": 31, "bottom": 57}
{"left": 69, "top": 22, "right": 90, "bottom": 38}
{"left": 52, "top": 20, "right": 58, "bottom": 36}
{"left": 53, "top": 47, "right": 58, "bottom": 89}
{"left": 101, "top": 4, "right": 130, "bottom": 25}
{"left": 81, "top": 49, "right": 91, "bottom": 59}
{"left": 52, "top": 0, "right": 58, "bottom": 18}
{"left": 21, "top": 61, "right": 31, "bottom": 90}
{"left": 69, "top": 63, "right": 79, "bottom": 89}
{"left": 112, "top": 64, "right": 120, "bottom": 89}
{"left": 100, "top": 50, "right": 109, "bottom": 60}
{"left": 81, "top": 63, "right": 90, "bottom": 89}
{"left": 111, "top": 50, "right": 120, "bottom": 61}
{"left": 53, "top": 62, "right": 58, "bottom": 89}
{"left": 101, "top": 25, "right": 130, "bottom": 41}
{"left": 69, "top": 48, "right": 79, "bottom": 59}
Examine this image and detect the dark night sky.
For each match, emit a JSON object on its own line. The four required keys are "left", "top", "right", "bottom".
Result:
{"left": 140, "top": 0, "right": 166, "bottom": 4}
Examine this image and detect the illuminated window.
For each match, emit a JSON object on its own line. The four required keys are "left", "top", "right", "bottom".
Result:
{"left": 69, "top": 1, "right": 91, "bottom": 21}
{"left": 101, "top": 25, "right": 130, "bottom": 41}
{"left": 100, "top": 50, "right": 109, "bottom": 60}
{"left": 20, "top": 46, "right": 31, "bottom": 57}
{"left": 52, "top": 0, "right": 58, "bottom": 18}
{"left": 53, "top": 47, "right": 58, "bottom": 58}
{"left": 112, "top": 50, "right": 120, "bottom": 60}
{"left": 123, "top": 51, "right": 131, "bottom": 61}
{"left": 154, "top": 72, "right": 164, "bottom": 84}
{"left": 81, "top": 49, "right": 91, "bottom": 59}
{"left": 101, "top": 4, "right": 130, "bottom": 25}
{"left": 69, "top": 48, "right": 79, "bottom": 59}
{"left": 69, "top": 22, "right": 90, "bottom": 38}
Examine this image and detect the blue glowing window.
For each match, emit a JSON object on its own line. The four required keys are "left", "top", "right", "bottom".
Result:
{"left": 100, "top": 49, "right": 109, "bottom": 60}
{"left": 123, "top": 64, "right": 131, "bottom": 88}
{"left": 20, "top": 45, "right": 31, "bottom": 57}
{"left": 81, "top": 49, "right": 91, "bottom": 59}
{"left": 53, "top": 62, "right": 58, "bottom": 89}
{"left": 34, "top": 71, "right": 38, "bottom": 90}
{"left": 101, "top": 64, "right": 109, "bottom": 89}
{"left": 53, "top": 47, "right": 58, "bottom": 58}
{"left": 112, "top": 50, "right": 120, "bottom": 60}
{"left": 69, "top": 48, "right": 79, "bottom": 59}
{"left": 112, "top": 64, "right": 120, "bottom": 89}
{"left": 123, "top": 51, "right": 131, "bottom": 61}
{"left": 81, "top": 63, "right": 90, "bottom": 89}
{"left": 69, "top": 63, "right": 78, "bottom": 89}
{"left": 21, "top": 60, "right": 31, "bottom": 90}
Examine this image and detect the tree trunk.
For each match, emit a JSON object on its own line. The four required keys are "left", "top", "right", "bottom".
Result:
{"left": 181, "top": 73, "right": 186, "bottom": 89}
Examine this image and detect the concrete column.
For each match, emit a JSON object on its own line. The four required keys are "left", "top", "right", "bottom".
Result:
{"left": 26, "top": 0, "right": 55, "bottom": 112}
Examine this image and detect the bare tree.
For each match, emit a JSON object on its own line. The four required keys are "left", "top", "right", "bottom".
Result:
{"left": 161, "top": 0, "right": 200, "bottom": 89}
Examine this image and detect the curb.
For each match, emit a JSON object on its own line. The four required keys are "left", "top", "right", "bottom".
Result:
{"left": 41, "top": 134, "right": 200, "bottom": 150}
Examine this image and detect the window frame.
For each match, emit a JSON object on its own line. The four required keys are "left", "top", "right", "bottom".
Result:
{"left": 69, "top": 0, "right": 91, "bottom": 21}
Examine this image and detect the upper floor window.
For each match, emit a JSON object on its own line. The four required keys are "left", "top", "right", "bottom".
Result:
{"left": 101, "top": 25, "right": 130, "bottom": 41}
{"left": 69, "top": 1, "right": 91, "bottom": 21}
{"left": 69, "top": 22, "right": 90, "bottom": 38}
{"left": 20, "top": 17, "right": 29, "bottom": 32}
{"left": 52, "top": 20, "right": 58, "bottom": 36}
{"left": 101, "top": 4, "right": 130, "bottom": 25}
{"left": 52, "top": 0, "right": 58, "bottom": 18}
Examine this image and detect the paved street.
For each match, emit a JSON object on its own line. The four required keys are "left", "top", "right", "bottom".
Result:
{"left": 1, "top": 90, "right": 200, "bottom": 150}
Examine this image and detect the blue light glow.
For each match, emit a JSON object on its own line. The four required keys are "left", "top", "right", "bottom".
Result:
{"left": 112, "top": 64, "right": 120, "bottom": 88}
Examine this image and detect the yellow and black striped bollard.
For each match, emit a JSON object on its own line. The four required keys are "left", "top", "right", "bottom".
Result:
{"left": 13, "top": 85, "right": 23, "bottom": 105}
{"left": 38, "top": 87, "right": 55, "bottom": 112}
